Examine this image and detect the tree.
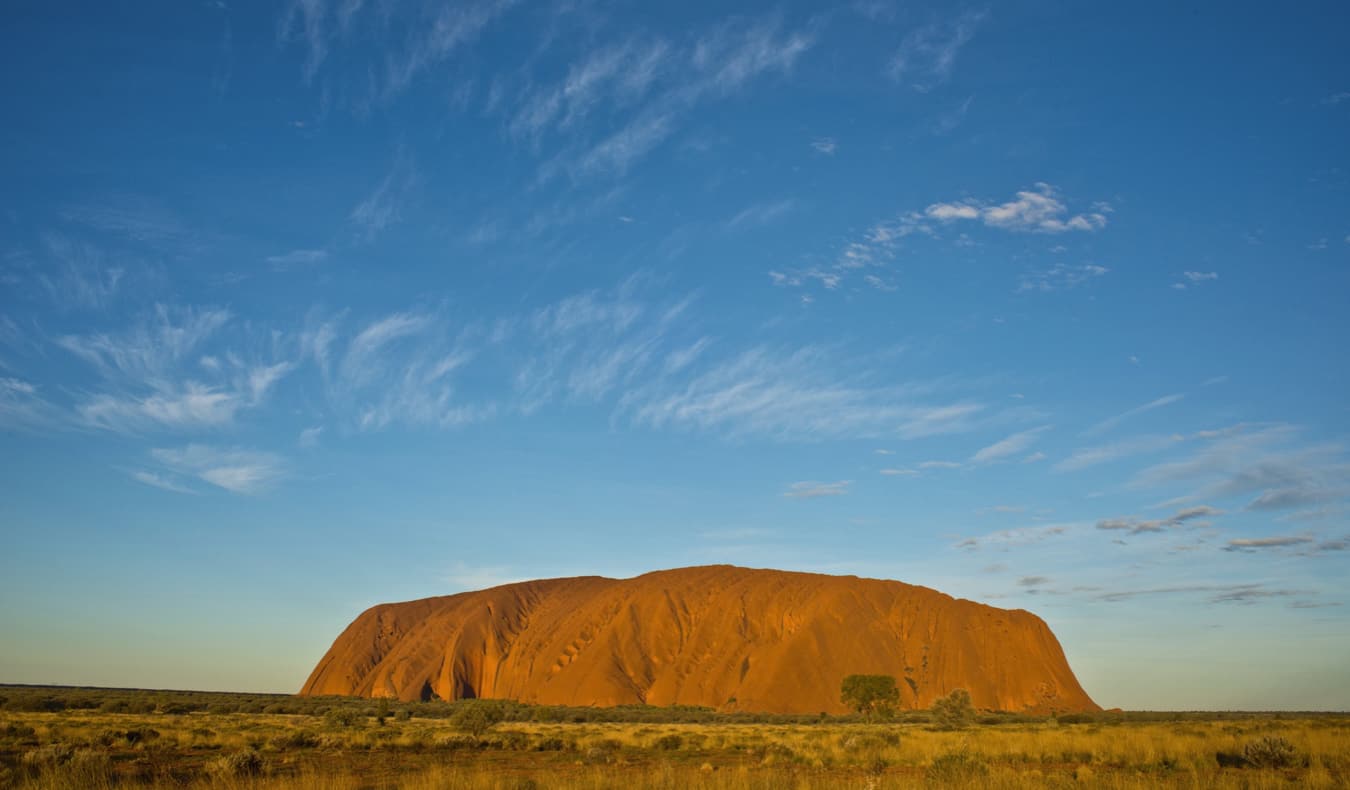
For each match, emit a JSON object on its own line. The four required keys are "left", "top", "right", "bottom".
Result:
{"left": 931, "top": 689, "right": 975, "bottom": 730}
{"left": 840, "top": 674, "right": 900, "bottom": 719}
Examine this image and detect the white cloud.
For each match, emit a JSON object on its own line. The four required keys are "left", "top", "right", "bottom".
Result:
{"left": 350, "top": 157, "right": 413, "bottom": 241}
{"left": 34, "top": 235, "right": 126, "bottom": 311}
{"left": 77, "top": 385, "right": 244, "bottom": 432}
{"left": 532, "top": 16, "right": 816, "bottom": 182}
{"left": 887, "top": 10, "right": 986, "bottom": 91}
{"left": 624, "top": 344, "right": 989, "bottom": 442}
{"left": 879, "top": 468, "right": 918, "bottom": 476}
{"left": 783, "top": 480, "right": 850, "bottom": 499}
{"left": 150, "top": 445, "right": 285, "bottom": 495}
{"left": 266, "top": 248, "right": 328, "bottom": 269}
{"left": 0, "top": 376, "right": 59, "bottom": 431}
{"left": 1016, "top": 263, "right": 1109, "bottom": 293}
{"left": 56, "top": 305, "right": 231, "bottom": 385}
{"left": 1131, "top": 423, "right": 1350, "bottom": 511}
{"left": 927, "top": 183, "right": 1109, "bottom": 234}
{"left": 971, "top": 425, "right": 1050, "bottom": 464}
{"left": 955, "top": 523, "right": 1075, "bottom": 551}
{"left": 726, "top": 199, "right": 796, "bottom": 228}
{"left": 55, "top": 305, "right": 295, "bottom": 433}
{"left": 298, "top": 426, "right": 323, "bottom": 448}
{"left": 811, "top": 137, "right": 837, "bottom": 155}
{"left": 1084, "top": 393, "right": 1184, "bottom": 437}
{"left": 382, "top": 0, "right": 517, "bottom": 97}
{"left": 129, "top": 469, "right": 196, "bottom": 494}
{"left": 1054, "top": 434, "right": 1181, "bottom": 473}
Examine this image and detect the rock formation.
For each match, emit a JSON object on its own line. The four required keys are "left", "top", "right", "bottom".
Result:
{"left": 301, "top": 565, "right": 1098, "bottom": 713}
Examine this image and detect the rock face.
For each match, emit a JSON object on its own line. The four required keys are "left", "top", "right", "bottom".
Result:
{"left": 301, "top": 565, "right": 1098, "bottom": 714}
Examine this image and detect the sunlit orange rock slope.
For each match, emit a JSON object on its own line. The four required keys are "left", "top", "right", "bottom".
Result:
{"left": 301, "top": 565, "right": 1097, "bottom": 713}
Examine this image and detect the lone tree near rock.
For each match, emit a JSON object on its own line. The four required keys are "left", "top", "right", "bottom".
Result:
{"left": 931, "top": 688, "right": 976, "bottom": 729}
{"left": 840, "top": 674, "right": 900, "bottom": 718}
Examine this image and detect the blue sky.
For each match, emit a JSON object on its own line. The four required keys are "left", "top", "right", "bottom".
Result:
{"left": 1, "top": 0, "right": 1348, "bottom": 710}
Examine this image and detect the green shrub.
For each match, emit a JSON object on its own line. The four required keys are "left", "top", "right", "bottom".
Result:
{"left": 212, "top": 749, "right": 264, "bottom": 778}
{"left": 930, "top": 689, "right": 975, "bottom": 730}
{"left": 653, "top": 733, "right": 683, "bottom": 750}
{"left": 840, "top": 675, "right": 900, "bottom": 719}
{"left": 450, "top": 702, "right": 505, "bottom": 737}
{"left": 1242, "top": 735, "right": 1297, "bottom": 768}
{"left": 925, "top": 751, "right": 988, "bottom": 786}
{"left": 324, "top": 708, "right": 364, "bottom": 728}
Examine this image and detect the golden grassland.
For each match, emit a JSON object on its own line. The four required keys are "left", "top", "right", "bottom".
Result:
{"left": 1, "top": 691, "right": 1347, "bottom": 789}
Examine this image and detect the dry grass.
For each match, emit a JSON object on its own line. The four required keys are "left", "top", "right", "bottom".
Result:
{"left": 2, "top": 708, "right": 1347, "bottom": 789}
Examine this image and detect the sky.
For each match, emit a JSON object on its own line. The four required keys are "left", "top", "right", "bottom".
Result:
{"left": 1, "top": 0, "right": 1348, "bottom": 711}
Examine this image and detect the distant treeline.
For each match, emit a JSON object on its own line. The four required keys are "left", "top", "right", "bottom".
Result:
{"left": 0, "top": 685, "right": 1338, "bottom": 725}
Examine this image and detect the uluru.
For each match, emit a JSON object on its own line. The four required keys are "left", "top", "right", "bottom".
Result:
{"left": 302, "top": 565, "right": 1098, "bottom": 714}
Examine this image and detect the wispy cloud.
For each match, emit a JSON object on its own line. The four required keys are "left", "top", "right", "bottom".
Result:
{"left": 1054, "top": 434, "right": 1181, "bottom": 472}
{"left": 281, "top": 0, "right": 516, "bottom": 96}
{"left": 1016, "top": 263, "right": 1109, "bottom": 293}
{"left": 776, "top": 184, "right": 1108, "bottom": 295}
{"left": 266, "top": 249, "right": 328, "bottom": 269}
{"left": 1096, "top": 505, "right": 1221, "bottom": 535}
{"left": 956, "top": 523, "right": 1074, "bottom": 551}
{"left": 33, "top": 235, "right": 126, "bottom": 311}
{"left": 533, "top": 16, "right": 816, "bottom": 182}
{"left": 726, "top": 199, "right": 796, "bottom": 229}
{"left": 887, "top": 10, "right": 987, "bottom": 91}
{"left": 54, "top": 305, "right": 294, "bottom": 433}
{"left": 783, "top": 480, "right": 850, "bottom": 499}
{"left": 128, "top": 469, "right": 196, "bottom": 494}
{"left": 624, "top": 344, "right": 988, "bottom": 442}
{"left": 350, "top": 155, "right": 415, "bottom": 241}
{"left": 1172, "top": 270, "right": 1218, "bottom": 290}
{"left": 61, "top": 195, "right": 190, "bottom": 247}
{"left": 811, "top": 137, "right": 837, "bottom": 155}
{"left": 149, "top": 445, "right": 286, "bottom": 495}
{"left": 1224, "top": 535, "right": 1313, "bottom": 552}
{"left": 1131, "top": 424, "right": 1350, "bottom": 512}
{"left": 0, "top": 376, "right": 60, "bottom": 431}
{"left": 971, "top": 425, "right": 1050, "bottom": 464}
{"left": 1096, "top": 583, "right": 1303, "bottom": 605}
{"left": 1084, "top": 393, "right": 1184, "bottom": 437}
{"left": 334, "top": 310, "right": 490, "bottom": 430}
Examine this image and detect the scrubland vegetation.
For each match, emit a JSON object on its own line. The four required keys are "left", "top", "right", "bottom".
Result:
{"left": 2, "top": 686, "right": 1347, "bottom": 788}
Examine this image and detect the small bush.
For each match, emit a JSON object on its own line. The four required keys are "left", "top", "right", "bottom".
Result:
{"left": 1242, "top": 735, "right": 1297, "bottom": 768}
{"left": 324, "top": 708, "right": 364, "bottom": 728}
{"left": 653, "top": 733, "right": 683, "bottom": 750}
{"left": 271, "top": 730, "right": 320, "bottom": 750}
{"left": 212, "top": 749, "right": 264, "bottom": 778}
{"left": 450, "top": 703, "right": 504, "bottom": 737}
{"left": 925, "top": 751, "right": 988, "bottom": 786}
{"left": 930, "top": 689, "right": 975, "bottom": 730}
